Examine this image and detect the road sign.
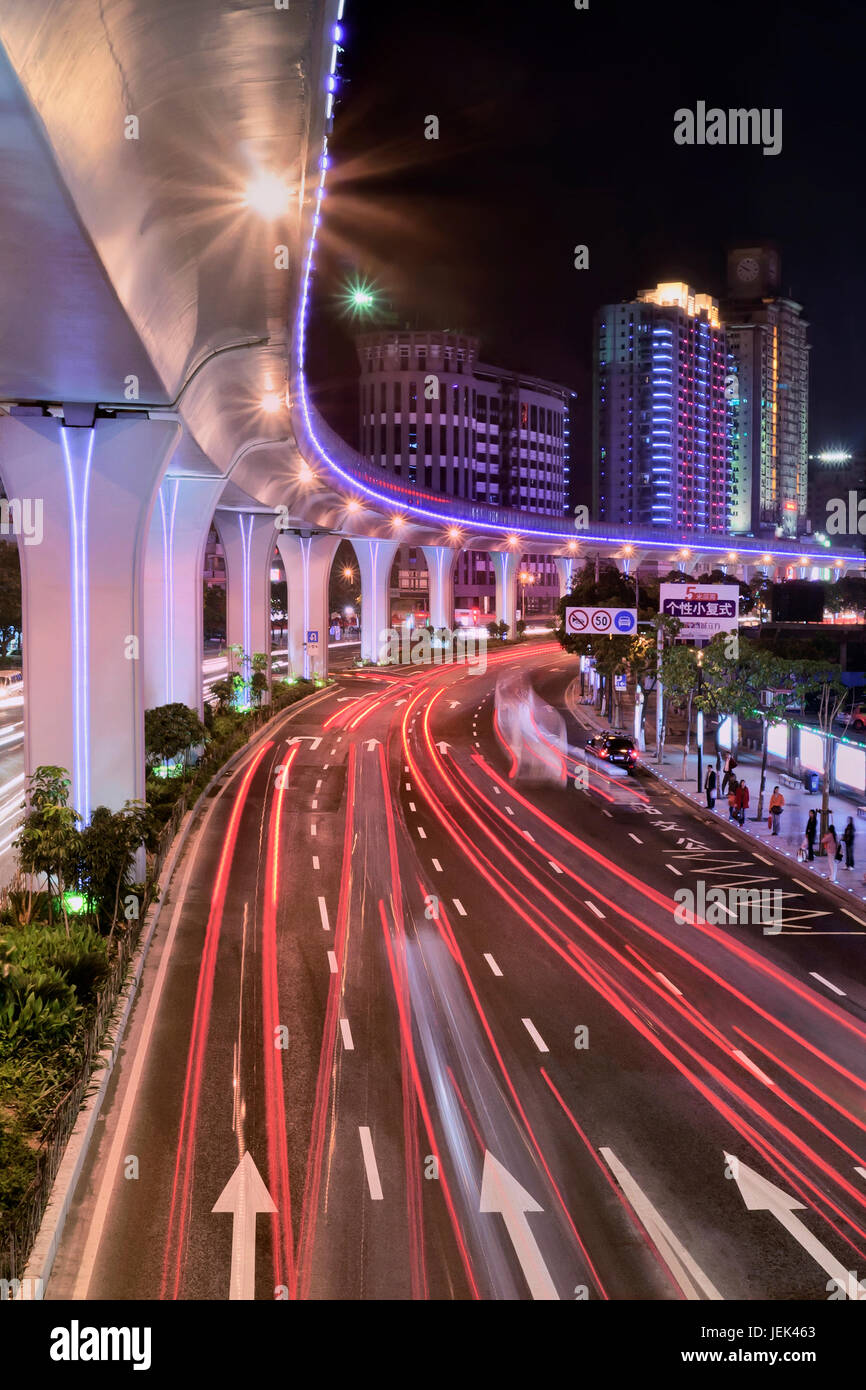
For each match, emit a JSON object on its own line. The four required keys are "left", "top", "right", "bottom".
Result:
{"left": 306, "top": 629, "right": 319, "bottom": 645}
{"left": 614, "top": 673, "right": 628, "bottom": 691}
{"left": 565, "top": 606, "right": 637, "bottom": 636}
{"left": 659, "top": 584, "right": 739, "bottom": 639}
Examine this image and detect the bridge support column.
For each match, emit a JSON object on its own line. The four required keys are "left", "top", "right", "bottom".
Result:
{"left": 491, "top": 549, "right": 520, "bottom": 636}
{"left": 421, "top": 545, "right": 459, "bottom": 630}
{"left": 276, "top": 532, "right": 340, "bottom": 679}
{"left": 143, "top": 475, "right": 225, "bottom": 717}
{"left": 0, "top": 414, "right": 180, "bottom": 820}
{"left": 215, "top": 509, "right": 277, "bottom": 705}
{"left": 352, "top": 538, "right": 400, "bottom": 663}
{"left": 553, "top": 554, "right": 579, "bottom": 598}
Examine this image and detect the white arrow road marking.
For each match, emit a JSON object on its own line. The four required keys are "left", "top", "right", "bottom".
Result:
{"left": 359, "top": 1127, "right": 384, "bottom": 1200}
{"left": 601, "top": 1147, "right": 723, "bottom": 1300}
{"left": 365, "top": 738, "right": 382, "bottom": 752}
{"left": 436, "top": 741, "right": 451, "bottom": 754}
{"left": 725, "top": 1152, "right": 866, "bottom": 1299}
{"left": 286, "top": 735, "right": 323, "bottom": 750}
{"left": 480, "top": 1151, "right": 558, "bottom": 1299}
{"left": 336, "top": 697, "right": 360, "bottom": 703}
{"left": 449, "top": 700, "right": 460, "bottom": 709}
{"left": 212, "top": 1152, "right": 277, "bottom": 1301}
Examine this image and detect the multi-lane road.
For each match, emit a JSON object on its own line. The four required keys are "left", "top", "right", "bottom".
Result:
{"left": 46, "top": 642, "right": 866, "bottom": 1301}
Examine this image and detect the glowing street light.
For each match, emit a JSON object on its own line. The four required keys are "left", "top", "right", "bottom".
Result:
{"left": 340, "top": 276, "right": 380, "bottom": 319}
{"left": 244, "top": 170, "right": 292, "bottom": 220}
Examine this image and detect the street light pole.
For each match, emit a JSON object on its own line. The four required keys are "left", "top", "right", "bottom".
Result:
{"left": 696, "top": 647, "right": 704, "bottom": 793}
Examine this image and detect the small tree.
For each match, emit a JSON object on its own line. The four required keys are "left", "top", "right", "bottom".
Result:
{"left": 660, "top": 642, "right": 699, "bottom": 779}
{"left": 145, "top": 703, "right": 206, "bottom": 777}
{"left": 76, "top": 801, "right": 151, "bottom": 936}
{"left": 814, "top": 675, "right": 850, "bottom": 839}
{"left": 14, "top": 766, "right": 80, "bottom": 933}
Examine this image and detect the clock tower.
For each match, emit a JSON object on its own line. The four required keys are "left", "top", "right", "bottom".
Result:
{"left": 726, "top": 244, "right": 781, "bottom": 299}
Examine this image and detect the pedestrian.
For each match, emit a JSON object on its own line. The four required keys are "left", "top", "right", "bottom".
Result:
{"left": 822, "top": 821, "right": 840, "bottom": 882}
{"left": 727, "top": 776, "right": 739, "bottom": 821}
{"left": 805, "top": 808, "right": 817, "bottom": 862}
{"left": 843, "top": 816, "right": 856, "bottom": 869}
{"left": 721, "top": 753, "right": 738, "bottom": 795}
{"left": 768, "top": 786, "right": 784, "bottom": 836}
{"left": 704, "top": 765, "right": 717, "bottom": 809}
{"left": 736, "top": 778, "right": 750, "bottom": 825}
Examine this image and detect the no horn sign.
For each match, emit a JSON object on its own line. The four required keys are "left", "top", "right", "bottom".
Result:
{"left": 565, "top": 606, "right": 637, "bottom": 636}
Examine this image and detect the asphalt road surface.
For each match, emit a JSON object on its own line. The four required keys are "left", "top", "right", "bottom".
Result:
{"left": 47, "top": 644, "right": 866, "bottom": 1301}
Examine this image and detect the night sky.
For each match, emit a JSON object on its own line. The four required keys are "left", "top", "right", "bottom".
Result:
{"left": 307, "top": 0, "right": 866, "bottom": 503}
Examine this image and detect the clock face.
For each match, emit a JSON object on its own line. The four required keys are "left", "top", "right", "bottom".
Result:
{"left": 737, "top": 256, "right": 760, "bottom": 283}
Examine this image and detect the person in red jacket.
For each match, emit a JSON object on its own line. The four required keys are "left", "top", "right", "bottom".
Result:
{"left": 736, "top": 779, "right": 750, "bottom": 825}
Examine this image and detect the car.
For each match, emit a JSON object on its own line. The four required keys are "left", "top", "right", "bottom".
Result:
{"left": 0, "top": 670, "right": 23, "bottom": 695}
{"left": 585, "top": 732, "right": 639, "bottom": 773}
{"left": 837, "top": 704, "right": 866, "bottom": 731}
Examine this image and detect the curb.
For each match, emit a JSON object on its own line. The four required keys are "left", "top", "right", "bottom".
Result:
{"left": 18, "top": 686, "right": 333, "bottom": 1299}
{"left": 640, "top": 757, "right": 866, "bottom": 915}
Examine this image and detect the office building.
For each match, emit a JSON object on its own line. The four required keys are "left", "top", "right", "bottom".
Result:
{"left": 593, "top": 283, "right": 729, "bottom": 532}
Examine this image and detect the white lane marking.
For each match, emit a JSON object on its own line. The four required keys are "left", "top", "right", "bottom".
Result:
{"left": 359, "top": 1126, "right": 384, "bottom": 1200}
{"left": 337, "top": 736, "right": 343, "bottom": 743}
{"left": 323, "top": 764, "right": 329, "bottom": 771}
{"left": 405, "top": 783, "right": 411, "bottom": 790}
{"left": 656, "top": 973, "right": 683, "bottom": 997}
{"left": 856, "top": 1167, "right": 866, "bottom": 1182}
{"left": 453, "top": 898, "right": 467, "bottom": 916}
{"left": 493, "top": 786, "right": 501, "bottom": 795}
{"left": 432, "top": 858, "right": 443, "bottom": 872}
{"left": 318, "top": 896, "right": 330, "bottom": 932}
{"left": 721, "top": 833, "right": 736, "bottom": 843}
{"left": 843, "top": 909, "right": 866, "bottom": 926}
{"left": 405, "top": 765, "right": 409, "bottom": 772}
{"left": 311, "top": 799, "right": 318, "bottom": 809}
{"left": 312, "top": 856, "right": 320, "bottom": 870}
{"left": 753, "top": 853, "right": 772, "bottom": 865}
{"left": 629, "top": 833, "right": 643, "bottom": 844}
{"left": 733, "top": 1049, "right": 775, "bottom": 1086}
{"left": 311, "top": 822, "right": 317, "bottom": 837}
{"left": 810, "top": 971, "right": 846, "bottom": 997}
{"left": 584, "top": 900, "right": 605, "bottom": 919}
{"left": 505, "top": 806, "right": 514, "bottom": 816}
{"left": 408, "top": 801, "right": 416, "bottom": 812}
{"left": 600, "top": 1148, "right": 723, "bottom": 1301}
{"left": 602, "top": 809, "right": 612, "bottom": 818}
{"left": 794, "top": 880, "right": 816, "bottom": 893}
{"left": 484, "top": 953, "right": 503, "bottom": 977}
{"left": 524, "top": 831, "right": 536, "bottom": 842}
{"left": 522, "top": 1018, "right": 549, "bottom": 1053}
{"left": 548, "top": 860, "right": 563, "bottom": 874}
{"left": 417, "top": 826, "right": 427, "bottom": 839}
{"left": 315, "top": 780, "right": 322, "bottom": 793}
{"left": 327, "top": 950, "right": 338, "bottom": 973}
{"left": 665, "top": 863, "right": 683, "bottom": 876}
{"left": 340, "top": 1018, "right": 354, "bottom": 1051}
{"left": 330, "top": 747, "right": 336, "bottom": 755}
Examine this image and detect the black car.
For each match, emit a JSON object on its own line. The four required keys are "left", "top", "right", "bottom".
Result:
{"left": 585, "top": 732, "right": 639, "bottom": 773}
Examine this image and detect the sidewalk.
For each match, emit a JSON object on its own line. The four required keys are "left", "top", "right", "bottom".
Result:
{"left": 568, "top": 687, "right": 866, "bottom": 906}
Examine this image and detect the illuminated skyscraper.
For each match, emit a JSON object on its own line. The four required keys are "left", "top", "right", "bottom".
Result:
{"left": 722, "top": 246, "right": 810, "bottom": 539}
{"left": 593, "top": 283, "right": 729, "bottom": 532}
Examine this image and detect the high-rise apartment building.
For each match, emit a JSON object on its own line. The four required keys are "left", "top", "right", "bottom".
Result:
{"left": 593, "top": 283, "right": 729, "bottom": 532}
{"left": 356, "top": 330, "right": 572, "bottom": 621}
{"left": 722, "top": 246, "right": 810, "bottom": 539}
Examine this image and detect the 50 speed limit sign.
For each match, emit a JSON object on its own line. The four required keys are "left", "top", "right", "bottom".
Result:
{"left": 565, "top": 606, "right": 637, "bottom": 636}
